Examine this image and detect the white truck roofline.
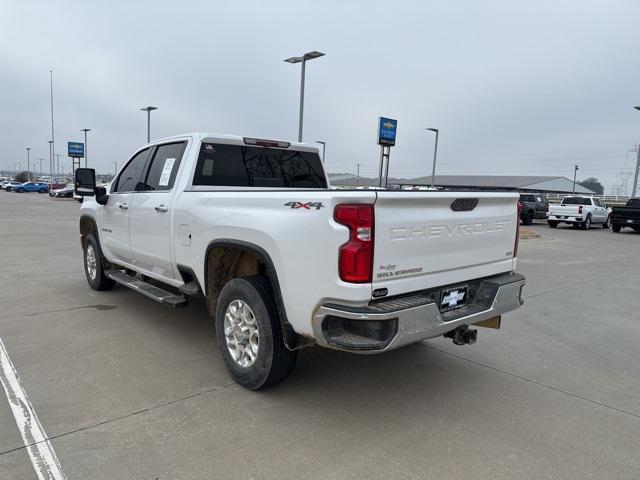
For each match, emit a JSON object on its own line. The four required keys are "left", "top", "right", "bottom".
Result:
{"left": 139, "top": 132, "right": 320, "bottom": 153}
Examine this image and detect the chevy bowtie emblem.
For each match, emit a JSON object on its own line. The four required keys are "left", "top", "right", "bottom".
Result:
{"left": 383, "top": 122, "right": 395, "bottom": 129}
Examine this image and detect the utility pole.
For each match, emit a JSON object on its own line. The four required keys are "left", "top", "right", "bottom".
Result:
{"left": 112, "top": 161, "right": 118, "bottom": 176}
{"left": 356, "top": 163, "right": 362, "bottom": 186}
{"left": 572, "top": 165, "right": 579, "bottom": 194}
{"left": 39, "top": 158, "right": 45, "bottom": 177}
{"left": 55, "top": 154, "right": 61, "bottom": 177}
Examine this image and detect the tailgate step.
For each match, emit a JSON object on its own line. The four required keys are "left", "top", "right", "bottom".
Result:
{"left": 106, "top": 270, "right": 187, "bottom": 307}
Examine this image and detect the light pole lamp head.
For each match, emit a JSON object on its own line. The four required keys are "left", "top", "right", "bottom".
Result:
{"left": 315, "top": 141, "right": 326, "bottom": 146}
{"left": 140, "top": 106, "right": 158, "bottom": 112}
{"left": 426, "top": 128, "right": 439, "bottom": 133}
{"left": 634, "top": 106, "right": 640, "bottom": 111}
{"left": 81, "top": 128, "right": 91, "bottom": 133}
{"left": 284, "top": 51, "right": 325, "bottom": 64}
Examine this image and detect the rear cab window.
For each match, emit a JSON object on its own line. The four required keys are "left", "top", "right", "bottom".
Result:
{"left": 192, "top": 143, "right": 327, "bottom": 188}
{"left": 561, "top": 197, "right": 591, "bottom": 206}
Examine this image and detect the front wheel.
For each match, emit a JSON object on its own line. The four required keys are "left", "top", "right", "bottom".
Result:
{"left": 581, "top": 217, "right": 592, "bottom": 230}
{"left": 612, "top": 224, "right": 621, "bottom": 233}
{"left": 547, "top": 221, "right": 558, "bottom": 228}
{"left": 215, "top": 275, "right": 297, "bottom": 390}
{"left": 83, "top": 233, "right": 115, "bottom": 291}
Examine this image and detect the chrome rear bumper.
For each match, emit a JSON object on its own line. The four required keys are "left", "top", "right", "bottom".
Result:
{"left": 313, "top": 272, "right": 525, "bottom": 353}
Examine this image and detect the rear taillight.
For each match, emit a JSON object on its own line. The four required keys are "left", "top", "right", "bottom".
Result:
{"left": 578, "top": 205, "right": 583, "bottom": 214}
{"left": 334, "top": 204, "right": 374, "bottom": 283}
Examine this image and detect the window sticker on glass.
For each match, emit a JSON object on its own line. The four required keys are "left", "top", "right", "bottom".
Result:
{"left": 159, "top": 158, "right": 176, "bottom": 186}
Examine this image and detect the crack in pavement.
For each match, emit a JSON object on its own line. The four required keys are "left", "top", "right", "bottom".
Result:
{"left": 0, "top": 304, "right": 117, "bottom": 319}
{"left": 421, "top": 344, "right": 640, "bottom": 421}
{"left": 522, "top": 271, "right": 624, "bottom": 300}
{"left": 0, "top": 381, "right": 238, "bottom": 457}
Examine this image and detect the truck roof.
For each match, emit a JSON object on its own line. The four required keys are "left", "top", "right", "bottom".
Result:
{"left": 143, "top": 132, "right": 320, "bottom": 153}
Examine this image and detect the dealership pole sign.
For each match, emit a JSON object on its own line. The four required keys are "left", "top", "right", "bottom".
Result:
{"left": 68, "top": 142, "right": 85, "bottom": 158}
{"left": 377, "top": 117, "right": 397, "bottom": 187}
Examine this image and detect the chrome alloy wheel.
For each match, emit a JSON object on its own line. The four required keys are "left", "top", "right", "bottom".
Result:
{"left": 224, "top": 300, "right": 259, "bottom": 368}
{"left": 85, "top": 243, "right": 98, "bottom": 280}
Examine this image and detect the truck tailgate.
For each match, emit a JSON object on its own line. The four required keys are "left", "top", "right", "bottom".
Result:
{"left": 373, "top": 191, "right": 518, "bottom": 297}
{"left": 549, "top": 205, "right": 579, "bottom": 216}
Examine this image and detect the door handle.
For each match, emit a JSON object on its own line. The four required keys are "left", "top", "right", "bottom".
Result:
{"left": 118, "top": 203, "right": 129, "bottom": 210}
{"left": 155, "top": 205, "right": 169, "bottom": 213}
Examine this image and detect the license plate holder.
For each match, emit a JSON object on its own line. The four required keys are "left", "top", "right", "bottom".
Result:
{"left": 440, "top": 286, "right": 468, "bottom": 312}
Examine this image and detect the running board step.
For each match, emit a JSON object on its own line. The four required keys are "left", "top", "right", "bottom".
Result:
{"left": 106, "top": 270, "right": 187, "bottom": 307}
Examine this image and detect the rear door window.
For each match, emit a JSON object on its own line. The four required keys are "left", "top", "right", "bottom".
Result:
{"left": 142, "top": 142, "right": 187, "bottom": 191}
{"left": 193, "top": 143, "right": 327, "bottom": 188}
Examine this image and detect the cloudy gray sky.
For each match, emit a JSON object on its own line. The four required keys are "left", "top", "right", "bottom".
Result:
{"left": 2, "top": 0, "right": 640, "bottom": 192}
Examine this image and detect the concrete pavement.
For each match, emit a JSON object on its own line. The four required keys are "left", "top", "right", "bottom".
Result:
{"left": 1, "top": 193, "right": 639, "bottom": 479}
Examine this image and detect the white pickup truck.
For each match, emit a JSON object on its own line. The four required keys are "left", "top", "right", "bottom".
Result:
{"left": 75, "top": 133, "right": 525, "bottom": 389}
{"left": 547, "top": 196, "right": 610, "bottom": 229}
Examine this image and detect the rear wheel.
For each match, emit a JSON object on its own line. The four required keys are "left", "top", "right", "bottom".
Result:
{"left": 522, "top": 210, "right": 534, "bottom": 225}
{"left": 612, "top": 224, "right": 621, "bottom": 233}
{"left": 581, "top": 216, "right": 592, "bottom": 230}
{"left": 83, "top": 233, "right": 115, "bottom": 291}
{"left": 39, "top": 188, "right": 46, "bottom": 193}
{"left": 547, "top": 221, "right": 558, "bottom": 228}
{"left": 215, "top": 275, "right": 297, "bottom": 390}
{"left": 16, "top": 188, "right": 24, "bottom": 193}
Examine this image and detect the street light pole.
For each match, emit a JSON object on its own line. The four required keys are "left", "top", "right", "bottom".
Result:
{"left": 356, "top": 163, "right": 362, "bottom": 186}
{"left": 48, "top": 140, "right": 54, "bottom": 188}
{"left": 55, "top": 154, "right": 61, "bottom": 177}
{"left": 572, "top": 165, "right": 579, "bottom": 194}
{"left": 81, "top": 128, "right": 91, "bottom": 168}
{"left": 284, "top": 51, "right": 325, "bottom": 142}
{"left": 426, "top": 128, "right": 439, "bottom": 188}
{"left": 112, "top": 161, "right": 118, "bottom": 176}
{"left": 39, "top": 158, "right": 44, "bottom": 176}
{"left": 315, "top": 141, "right": 326, "bottom": 163}
{"left": 26, "top": 147, "right": 30, "bottom": 180}
{"left": 140, "top": 106, "right": 158, "bottom": 143}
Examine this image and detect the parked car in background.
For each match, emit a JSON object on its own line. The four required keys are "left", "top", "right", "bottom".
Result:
{"left": 518, "top": 194, "right": 549, "bottom": 225}
{"left": 547, "top": 196, "right": 610, "bottom": 229}
{"left": 3, "top": 181, "right": 23, "bottom": 192}
{"left": 50, "top": 184, "right": 74, "bottom": 198}
{"left": 610, "top": 198, "right": 640, "bottom": 233}
{"left": 13, "top": 182, "right": 49, "bottom": 193}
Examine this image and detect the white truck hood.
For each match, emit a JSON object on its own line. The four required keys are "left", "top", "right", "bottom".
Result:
{"left": 372, "top": 191, "right": 518, "bottom": 297}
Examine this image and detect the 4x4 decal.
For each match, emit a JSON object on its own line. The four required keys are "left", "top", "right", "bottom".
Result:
{"left": 284, "top": 201, "right": 324, "bottom": 210}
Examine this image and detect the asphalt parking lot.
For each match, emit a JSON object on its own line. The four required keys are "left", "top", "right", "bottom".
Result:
{"left": 1, "top": 193, "right": 639, "bottom": 480}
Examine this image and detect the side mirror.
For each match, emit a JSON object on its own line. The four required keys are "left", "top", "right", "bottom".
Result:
{"left": 75, "top": 168, "right": 96, "bottom": 196}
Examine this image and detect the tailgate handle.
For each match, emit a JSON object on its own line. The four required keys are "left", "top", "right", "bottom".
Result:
{"left": 451, "top": 198, "right": 479, "bottom": 211}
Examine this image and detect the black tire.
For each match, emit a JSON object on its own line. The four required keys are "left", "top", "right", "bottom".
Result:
{"left": 215, "top": 275, "right": 297, "bottom": 390}
{"left": 547, "top": 221, "right": 558, "bottom": 228}
{"left": 612, "top": 224, "right": 621, "bottom": 233}
{"left": 602, "top": 216, "right": 610, "bottom": 229}
{"left": 581, "top": 216, "right": 592, "bottom": 230}
{"left": 39, "top": 188, "right": 46, "bottom": 193}
{"left": 521, "top": 210, "right": 534, "bottom": 225}
{"left": 16, "top": 188, "right": 24, "bottom": 193}
{"left": 83, "top": 233, "right": 115, "bottom": 291}
{"left": 633, "top": 226, "right": 640, "bottom": 232}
